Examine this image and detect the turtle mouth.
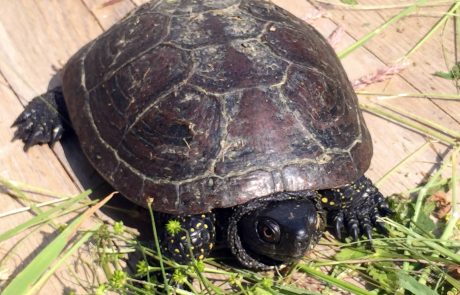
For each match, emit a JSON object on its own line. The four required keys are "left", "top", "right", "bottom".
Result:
{"left": 244, "top": 247, "right": 307, "bottom": 265}
{"left": 243, "top": 249, "right": 294, "bottom": 266}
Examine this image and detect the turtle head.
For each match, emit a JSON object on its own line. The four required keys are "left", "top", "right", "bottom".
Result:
{"left": 228, "top": 193, "right": 324, "bottom": 270}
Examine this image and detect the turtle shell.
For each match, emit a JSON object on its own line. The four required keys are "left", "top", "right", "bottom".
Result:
{"left": 62, "top": 0, "right": 372, "bottom": 214}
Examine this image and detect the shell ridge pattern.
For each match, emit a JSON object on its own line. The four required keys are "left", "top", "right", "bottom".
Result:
{"left": 190, "top": 36, "right": 291, "bottom": 86}
{"left": 156, "top": 0, "right": 242, "bottom": 16}
{"left": 111, "top": 73, "right": 136, "bottom": 117}
{"left": 207, "top": 91, "right": 233, "bottom": 175}
{"left": 118, "top": 74, "right": 191, "bottom": 148}
{"left": 257, "top": 37, "right": 334, "bottom": 84}
{"left": 274, "top": 68, "right": 364, "bottom": 161}
{"left": 165, "top": 3, "right": 263, "bottom": 50}
{"left": 274, "top": 78, "right": 324, "bottom": 151}
{"left": 69, "top": 0, "right": 372, "bottom": 212}
{"left": 86, "top": 12, "right": 172, "bottom": 93}
{"left": 189, "top": 39, "right": 289, "bottom": 93}
{"left": 109, "top": 159, "right": 122, "bottom": 180}
{"left": 112, "top": 44, "right": 200, "bottom": 165}
{"left": 238, "top": 0, "right": 313, "bottom": 33}
{"left": 80, "top": 49, "right": 143, "bottom": 182}
{"left": 88, "top": 47, "right": 195, "bottom": 166}
{"left": 186, "top": 82, "right": 279, "bottom": 97}
{"left": 150, "top": 0, "right": 165, "bottom": 11}
{"left": 174, "top": 155, "right": 334, "bottom": 185}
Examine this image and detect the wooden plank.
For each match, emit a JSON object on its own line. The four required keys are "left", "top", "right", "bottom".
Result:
{"left": 82, "top": 0, "right": 136, "bottom": 30}
{"left": 0, "top": 74, "right": 86, "bottom": 293}
{"left": 0, "top": 0, "right": 103, "bottom": 100}
{"left": 312, "top": 0, "right": 460, "bottom": 124}
{"left": 0, "top": 1, "right": 106, "bottom": 293}
{"left": 0, "top": 0, "right": 106, "bottom": 187}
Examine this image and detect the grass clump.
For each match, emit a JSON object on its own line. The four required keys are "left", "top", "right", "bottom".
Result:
{"left": 60, "top": 158, "right": 456, "bottom": 294}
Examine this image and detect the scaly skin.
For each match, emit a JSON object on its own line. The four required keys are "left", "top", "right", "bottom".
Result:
{"left": 319, "top": 176, "right": 392, "bottom": 242}
{"left": 12, "top": 88, "right": 66, "bottom": 151}
{"left": 157, "top": 213, "right": 216, "bottom": 263}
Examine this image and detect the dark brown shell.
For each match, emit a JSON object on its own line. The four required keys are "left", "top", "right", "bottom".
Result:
{"left": 62, "top": 0, "right": 372, "bottom": 214}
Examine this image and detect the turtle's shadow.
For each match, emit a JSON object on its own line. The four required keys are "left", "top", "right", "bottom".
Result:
{"left": 45, "top": 72, "right": 155, "bottom": 271}
{"left": 59, "top": 131, "right": 156, "bottom": 266}
{"left": 60, "top": 133, "right": 152, "bottom": 231}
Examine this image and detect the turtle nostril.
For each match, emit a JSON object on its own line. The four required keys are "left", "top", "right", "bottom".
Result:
{"left": 296, "top": 241, "right": 303, "bottom": 251}
{"left": 292, "top": 240, "right": 309, "bottom": 257}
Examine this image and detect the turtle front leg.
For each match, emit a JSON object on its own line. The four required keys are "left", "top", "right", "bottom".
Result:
{"left": 318, "top": 176, "right": 392, "bottom": 242}
{"left": 12, "top": 87, "right": 67, "bottom": 151}
{"left": 158, "top": 212, "right": 216, "bottom": 264}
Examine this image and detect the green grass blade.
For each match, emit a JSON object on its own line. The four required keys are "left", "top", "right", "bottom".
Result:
{"left": 146, "top": 199, "right": 170, "bottom": 294}
{"left": 0, "top": 190, "right": 92, "bottom": 242}
{"left": 0, "top": 178, "right": 71, "bottom": 199}
{"left": 27, "top": 229, "right": 96, "bottom": 294}
{"left": 385, "top": 219, "right": 460, "bottom": 264}
{"left": 376, "top": 103, "right": 460, "bottom": 139}
{"left": 338, "top": 0, "right": 428, "bottom": 59}
{"left": 444, "top": 272, "right": 460, "bottom": 290}
{"left": 440, "top": 147, "right": 459, "bottom": 240}
{"left": 274, "top": 284, "right": 322, "bottom": 295}
{"left": 375, "top": 141, "right": 431, "bottom": 187}
{"left": 2, "top": 214, "right": 87, "bottom": 295}
{"left": 357, "top": 91, "right": 460, "bottom": 100}
{"left": 313, "top": 0, "right": 453, "bottom": 10}
{"left": 404, "top": 2, "right": 460, "bottom": 59}
{"left": 397, "top": 271, "right": 439, "bottom": 295}
{"left": 360, "top": 103, "right": 457, "bottom": 144}
{"left": 411, "top": 148, "right": 455, "bottom": 228}
{"left": 2, "top": 195, "right": 111, "bottom": 295}
{"left": 297, "top": 264, "right": 375, "bottom": 295}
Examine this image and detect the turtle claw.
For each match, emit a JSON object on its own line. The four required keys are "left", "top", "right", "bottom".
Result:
{"left": 370, "top": 211, "right": 389, "bottom": 236}
{"left": 379, "top": 206, "right": 393, "bottom": 216}
{"left": 334, "top": 213, "right": 345, "bottom": 241}
{"left": 347, "top": 221, "right": 360, "bottom": 242}
{"left": 350, "top": 227, "right": 359, "bottom": 242}
{"left": 361, "top": 216, "right": 374, "bottom": 248}
{"left": 363, "top": 225, "right": 373, "bottom": 241}
{"left": 12, "top": 88, "right": 66, "bottom": 151}
{"left": 324, "top": 177, "right": 393, "bottom": 244}
{"left": 12, "top": 111, "right": 31, "bottom": 127}
{"left": 343, "top": 201, "right": 391, "bottom": 243}
{"left": 375, "top": 222, "right": 388, "bottom": 236}
{"left": 50, "top": 125, "right": 65, "bottom": 147}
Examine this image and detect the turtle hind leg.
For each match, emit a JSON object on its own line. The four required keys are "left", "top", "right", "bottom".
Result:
{"left": 158, "top": 212, "right": 216, "bottom": 264}
{"left": 12, "top": 87, "right": 68, "bottom": 151}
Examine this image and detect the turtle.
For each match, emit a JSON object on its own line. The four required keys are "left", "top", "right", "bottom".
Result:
{"left": 12, "top": 0, "right": 391, "bottom": 270}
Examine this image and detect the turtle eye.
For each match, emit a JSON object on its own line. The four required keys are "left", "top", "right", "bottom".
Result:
{"left": 257, "top": 218, "right": 281, "bottom": 244}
